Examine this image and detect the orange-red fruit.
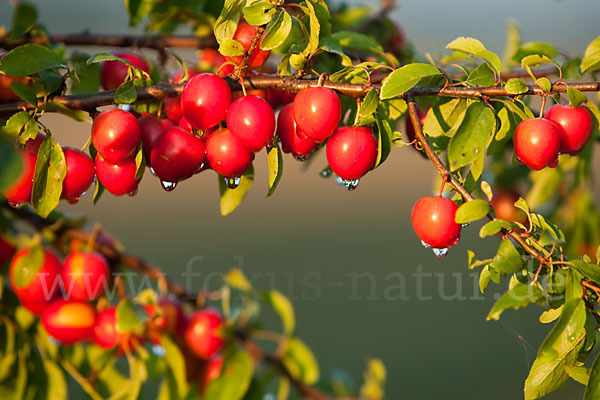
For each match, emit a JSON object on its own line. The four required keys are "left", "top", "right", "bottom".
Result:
{"left": 92, "top": 109, "right": 141, "bottom": 164}
{"left": 513, "top": 118, "right": 561, "bottom": 171}
{"left": 491, "top": 190, "right": 528, "bottom": 226}
{"left": 326, "top": 126, "right": 378, "bottom": 181}
{"left": 226, "top": 95, "right": 276, "bottom": 153}
{"left": 150, "top": 127, "right": 206, "bottom": 183}
{"left": 41, "top": 299, "right": 96, "bottom": 344}
{"left": 138, "top": 115, "right": 173, "bottom": 162}
{"left": 100, "top": 52, "right": 150, "bottom": 90}
{"left": 411, "top": 197, "right": 461, "bottom": 249}
{"left": 9, "top": 248, "right": 62, "bottom": 314}
{"left": 145, "top": 297, "right": 186, "bottom": 339}
{"left": 0, "top": 235, "right": 15, "bottom": 265}
{"left": 198, "top": 49, "right": 226, "bottom": 72}
{"left": 95, "top": 155, "right": 140, "bottom": 196}
{"left": 545, "top": 104, "right": 594, "bottom": 155}
{"left": 277, "top": 103, "right": 317, "bottom": 159}
{"left": 93, "top": 307, "right": 137, "bottom": 352}
{"left": 24, "top": 132, "right": 47, "bottom": 153}
{"left": 181, "top": 73, "right": 232, "bottom": 131}
{"left": 163, "top": 97, "right": 183, "bottom": 123}
{"left": 185, "top": 308, "right": 224, "bottom": 359}
{"left": 205, "top": 129, "right": 254, "bottom": 178}
{"left": 62, "top": 251, "right": 110, "bottom": 301}
{"left": 198, "top": 355, "right": 223, "bottom": 392}
{"left": 61, "top": 147, "right": 95, "bottom": 203}
{"left": 224, "top": 19, "right": 271, "bottom": 70}
{"left": 1, "top": 150, "right": 36, "bottom": 205}
{"left": 293, "top": 87, "right": 341, "bottom": 142}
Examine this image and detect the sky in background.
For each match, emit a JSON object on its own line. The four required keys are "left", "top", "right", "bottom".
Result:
{"left": 0, "top": 1, "right": 599, "bottom": 399}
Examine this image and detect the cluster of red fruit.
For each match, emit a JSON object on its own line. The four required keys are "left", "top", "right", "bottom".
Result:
{"left": 514, "top": 104, "right": 593, "bottom": 170}
{"left": 3, "top": 240, "right": 226, "bottom": 390}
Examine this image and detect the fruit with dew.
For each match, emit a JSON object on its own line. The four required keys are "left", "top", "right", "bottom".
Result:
{"left": 326, "top": 126, "right": 378, "bottom": 181}
{"left": 293, "top": 87, "right": 341, "bottom": 142}
{"left": 205, "top": 129, "right": 254, "bottom": 178}
{"left": 61, "top": 147, "right": 95, "bottom": 203}
{"left": 92, "top": 108, "right": 141, "bottom": 164}
{"left": 411, "top": 197, "right": 462, "bottom": 249}
{"left": 181, "top": 73, "right": 232, "bottom": 131}
{"left": 95, "top": 155, "right": 141, "bottom": 196}
{"left": 150, "top": 127, "right": 206, "bottom": 183}
{"left": 513, "top": 118, "right": 561, "bottom": 170}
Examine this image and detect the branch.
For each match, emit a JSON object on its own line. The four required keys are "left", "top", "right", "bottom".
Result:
{"left": 0, "top": 33, "right": 216, "bottom": 51}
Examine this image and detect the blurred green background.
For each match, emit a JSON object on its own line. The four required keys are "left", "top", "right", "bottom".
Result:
{"left": 2, "top": 0, "right": 600, "bottom": 398}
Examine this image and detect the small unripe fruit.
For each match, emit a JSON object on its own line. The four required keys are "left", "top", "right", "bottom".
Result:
{"left": 513, "top": 118, "right": 561, "bottom": 170}
{"left": 205, "top": 129, "right": 254, "bottom": 178}
{"left": 100, "top": 52, "right": 150, "bottom": 90}
{"left": 181, "top": 73, "right": 231, "bottom": 131}
{"left": 293, "top": 87, "right": 341, "bottom": 142}
{"left": 1, "top": 150, "right": 37, "bottom": 205}
{"left": 277, "top": 103, "right": 317, "bottom": 159}
{"left": 545, "top": 104, "right": 593, "bottom": 155}
{"left": 9, "top": 248, "right": 62, "bottom": 313}
{"left": 92, "top": 109, "right": 141, "bottom": 164}
{"left": 227, "top": 95, "right": 276, "bottom": 153}
{"left": 61, "top": 147, "right": 95, "bottom": 203}
{"left": 411, "top": 197, "right": 462, "bottom": 249}
{"left": 41, "top": 300, "right": 96, "bottom": 344}
{"left": 185, "top": 308, "right": 224, "bottom": 359}
{"left": 62, "top": 251, "right": 110, "bottom": 301}
{"left": 150, "top": 127, "right": 206, "bottom": 183}
{"left": 95, "top": 155, "right": 140, "bottom": 196}
{"left": 326, "top": 126, "right": 378, "bottom": 181}
{"left": 138, "top": 115, "right": 173, "bottom": 162}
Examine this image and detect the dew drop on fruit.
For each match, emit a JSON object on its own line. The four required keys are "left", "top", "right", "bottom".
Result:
{"left": 420, "top": 240, "right": 431, "bottom": 249}
{"left": 128, "top": 190, "right": 138, "bottom": 197}
{"left": 160, "top": 181, "right": 177, "bottom": 192}
{"left": 462, "top": 223, "right": 469, "bottom": 228}
{"left": 152, "top": 344, "right": 166, "bottom": 357}
{"left": 343, "top": 179, "right": 360, "bottom": 191}
{"left": 150, "top": 167, "right": 156, "bottom": 176}
{"left": 432, "top": 247, "right": 449, "bottom": 258}
{"left": 195, "top": 162, "right": 205, "bottom": 173}
{"left": 67, "top": 197, "right": 80, "bottom": 205}
{"left": 294, "top": 155, "right": 308, "bottom": 162}
{"left": 8, "top": 202, "right": 21, "bottom": 208}
{"left": 320, "top": 167, "right": 332, "bottom": 178}
{"left": 224, "top": 176, "right": 241, "bottom": 189}
{"left": 266, "top": 142, "right": 274, "bottom": 151}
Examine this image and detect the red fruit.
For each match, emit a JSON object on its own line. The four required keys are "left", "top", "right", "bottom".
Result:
{"left": 198, "top": 49, "right": 226, "bottom": 72}
{"left": 199, "top": 355, "right": 223, "bottom": 392}
{"left": 178, "top": 116, "right": 193, "bottom": 132}
{"left": 100, "top": 52, "right": 150, "bottom": 90}
{"left": 138, "top": 115, "right": 173, "bottom": 162}
{"left": 95, "top": 155, "right": 140, "bottom": 196}
{"left": 184, "top": 309, "right": 224, "bottom": 359}
{"left": 163, "top": 97, "right": 183, "bottom": 123}
{"left": 24, "top": 132, "right": 47, "bottom": 153}
{"left": 93, "top": 307, "right": 139, "bottom": 352}
{"left": 61, "top": 147, "right": 95, "bottom": 203}
{"left": 226, "top": 95, "right": 275, "bottom": 152}
{"left": 1, "top": 150, "right": 36, "bottom": 205}
{"left": 293, "top": 87, "right": 341, "bottom": 142}
{"left": 205, "top": 129, "right": 253, "bottom": 178}
{"left": 326, "top": 126, "right": 378, "bottom": 181}
{"left": 181, "top": 73, "right": 231, "bottom": 131}
{"left": 411, "top": 197, "right": 462, "bottom": 249}
{"left": 170, "top": 67, "right": 200, "bottom": 84}
{"left": 9, "top": 248, "right": 62, "bottom": 313}
{"left": 491, "top": 190, "right": 528, "bottom": 226}
{"left": 225, "top": 19, "right": 271, "bottom": 70}
{"left": 0, "top": 235, "right": 15, "bottom": 265}
{"left": 41, "top": 300, "right": 96, "bottom": 344}
{"left": 145, "top": 297, "right": 186, "bottom": 339}
{"left": 545, "top": 104, "right": 593, "bottom": 155}
{"left": 92, "top": 109, "right": 141, "bottom": 164}
{"left": 150, "top": 127, "right": 206, "bottom": 183}
{"left": 513, "top": 118, "right": 561, "bottom": 170}
{"left": 62, "top": 251, "right": 110, "bottom": 301}
{"left": 266, "top": 88, "right": 295, "bottom": 109}
{"left": 277, "top": 103, "right": 317, "bottom": 159}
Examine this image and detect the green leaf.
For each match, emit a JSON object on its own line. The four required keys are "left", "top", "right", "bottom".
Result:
{"left": 380, "top": 63, "right": 441, "bottom": 99}
{"left": 487, "top": 106, "right": 518, "bottom": 155}
{"left": 526, "top": 168, "right": 561, "bottom": 209}
{"left": 581, "top": 35, "right": 600, "bottom": 73}
{"left": 267, "top": 142, "right": 283, "bottom": 197}
{"left": 585, "top": 352, "right": 600, "bottom": 399}
{"left": 359, "top": 358, "right": 386, "bottom": 400}
{"left": 0, "top": 319, "right": 17, "bottom": 381}
{"left": 219, "top": 165, "right": 254, "bottom": 216}
{"left": 505, "top": 78, "right": 529, "bottom": 95}
{"left": 114, "top": 80, "right": 138, "bottom": 104}
{"left": 264, "top": 290, "right": 295, "bottom": 336}
{"left": 44, "top": 102, "right": 89, "bottom": 122}
{"left": 502, "top": 19, "right": 521, "bottom": 68}
{"left": 243, "top": 0, "right": 276, "bottom": 26}
{"left": 224, "top": 268, "right": 252, "bottom": 292}
{"left": 124, "top": 0, "right": 153, "bottom": 27}
{"left": 319, "top": 37, "right": 352, "bottom": 67}
{"left": 11, "top": 242, "right": 44, "bottom": 289}
{"left": 9, "top": 82, "right": 37, "bottom": 106}
{"left": 10, "top": 2, "right": 38, "bottom": 41}
{"left": 69, "top": 51, "right": 100, "bottom": 95}
{"left": 513, "top": 41, "right": 558, "bottom": 61}
{"left": 447, "top": 102, "right": 495, "bottom": 171}
{"left": 37, "top": 70, "right": 62, "bottom": 95}
{"left": 331, "top": 31, "right": 383, "bottom": 52}
{"left": 204, "top": 348, "right": 253, "bottom": 400}
{"left": 487, "top": 284, "right": 545, "bottom": 320}
{"left": 32, "top": 137, "right": 66, "bottom": 218}
{"left": 466, "top": 63, "right": 495, "bottom": 87}
{"left": 565, "top": 365, "right": 589, "bottom": 385}
{"left": 479, "top": 219, "right": 515, "bottom": 238}
{"left": 455, "top": 199, "right": 489, "bottom": 224}
{"left": 357, "top": 89, "right": 378, "bottom": 122}
{"left": 0, "top": 44, "right": 66, "bottom": 77}
{"left": 374, "top": 117, "right": 392, "bottom": 167}
{"left": 116, "top": 298, "right": 150, "bottom": 334}
{"left": 446, "top": 36, "right": 502, "bottom": 74}
{"left": 303, "top": 1, "right": 320, "bottom": 55}
{"left": 490, "top": 239, "right": 523, "bottom": 274}
{"left": 159, "top": 336, "right": 188, "bottom": 399}
{"left": 570, "top": 260, "right": 600, "bottom": 284}
{"left": 422, "top": 99, "right": 467, "bottom": 138}
{"left": 536, "top": 77, "right": 551, "bottom": 93}
{"left": 0, "top": 139, "right": 23, "bottom": 191}
{"left": 261, "top": 10, "right": 292, "bottom": 51}
{"left": 282, "top": 338, "right": 320, "bottom": 384}
{"left": 214, "top": 0, "right": 247, "bottom": 45}
{"left": 567, "top": 87, "right": 588, "bottom": 108}
{"left": 218, "top": 38, "right": 245, "bottom": 57}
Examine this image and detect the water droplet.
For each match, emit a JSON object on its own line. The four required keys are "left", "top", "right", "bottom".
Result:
{"left": 195, "top": 162, "right": 205, "bottom": 173}
{"left": 320, "top": 167, "right": 332, "bottom": 178}
{"left": 421, "top": 240, "right": 431, "bottom": 249}
{"left": 294, "top": 155, "right": 308, "bottom": 162}
{"left": 160, "top": 181, "right": 177, "bottom": 191}
{"left": 335, "top": 176, "right": 344, "bottom": 185}
{"left": 80, "top": 190, "right": 87, "bottom": 197}
{"left": 461, "top": 223, "right": 469, "bottom": 228}
{"left": 152, "top": 344, "right": 166, "bottom": 357}
{"left": 150, "top": 167, "right": 156, "bottom": 176}
{"left": 473, "top": 148, "right": 480, "bottom": 155}
{"left": 8, "top": 202, "right": 21, "bottom": 208}
{"left": 128, "top": 190, "right": 138, "bottom": 197}
{"left": 66, "top": 197, "right": 80, "bottom": 205}
{"left": 224, "top": 176, "right": 241, "bottom": 189}
{"left": 432, "top": 247, "right": 450, "bottom": 258}
{"left": 343, "top": 179, "right": 359, "bottom": 191}
{"left": 567, "top": 334, "right": 576, "bottom": 342}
